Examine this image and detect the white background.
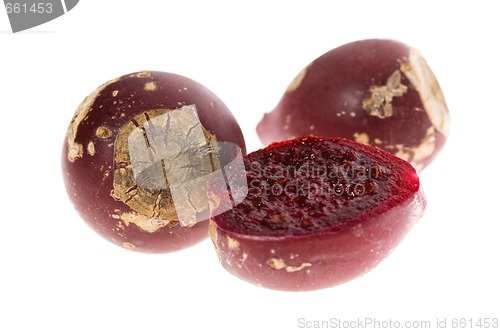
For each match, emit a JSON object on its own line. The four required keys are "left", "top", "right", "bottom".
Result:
{"left": 1, "top": 1, "right": 499, "bottom": 331}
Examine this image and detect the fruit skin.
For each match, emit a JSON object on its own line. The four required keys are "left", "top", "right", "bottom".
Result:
{"left": 257, "top": 39, "right": 450, "bottom": 172}
{"left": 209, "top": 136, "right": 425, "bottom": 291}
{"left": 62, "top": 71, "right": 246, "bottom": 253}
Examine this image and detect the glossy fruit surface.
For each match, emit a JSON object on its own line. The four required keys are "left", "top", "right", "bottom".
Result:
{"left": 62, "top": 71, "right": 246, "bottom": 253}
{"left": 210, "top": 136, "right": 425, "bottom": 291}
{"left": 257, "top": 39, "right": 450, "bottom": 171}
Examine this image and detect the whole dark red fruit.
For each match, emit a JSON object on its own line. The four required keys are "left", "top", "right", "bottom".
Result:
{"left": 209, "top": 136, "right": 425, "bottom": 291}
{"left": 62, "top": 71, "right": 246, "bottom": 253}
{"left": 257, "top": 39, "right": 450, "bottom": 171}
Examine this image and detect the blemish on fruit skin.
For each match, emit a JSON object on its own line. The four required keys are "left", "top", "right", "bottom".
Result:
{"left": 112, "top": 90, "right": 119, "bottom": 97}
{"left": 352, "top": 224, "right": 364, "bottom": 237}
{"left": 393, "top": 126, "right": 436, "bottom": 172}
{"left": 268, "top": 258, "right": 286, "bottom": 269}
{"left": 285, "top": 262, "right": 312, "bottom": 273}
{"left": 401, "top": 48, "right": 450, "bottom": 137}
{"left": 284, "top": 114, "right": 292, "bottom": 131}
{"left": 134, "top": 71, "right": 152, "bottom": 78}
{"left": 286, "top": 66, "right": 308, "bottom": 93}
{"left": 237, "top": 252, "right": 249, "bottom": 269}
{"left": 67, "top": 142, "right": 83, "bottom": 162}
{"left": 87, "top": 141, "right": 95, "bottom": 156}
{"left": 208, "top": 221, "right": 222, "bottom": 259}
{"left": 66, "top": 77, "right": 120, "bottom": 162}
{"left": 227, "top": 235, "right": 240, "bottom": 249}
{"left": 267, "top": 258, "right": 312, "bottom": 273}
{"left": 123, "top": 242, "right": 136, "bottom": 249}
{"left": 144, "top": 81, "right": 157, "bottom": 91}
{"left": 353, "top": 132, "right": 370, "bottom": 145}
{"left": 119, "top": 211, "right": 175, "bottom": 233}
{"left": 362, "top": 69, "right": 408, "bottom": 119}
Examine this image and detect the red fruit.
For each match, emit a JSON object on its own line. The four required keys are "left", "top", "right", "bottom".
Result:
{"left": 257, "top": 39, "right": 450, "bottom": 171}
{"left": 62, "top": 71, "right": 246, "bottom": 253}
{"left": 209, "top": 136, "right": 425, "bottom": 291}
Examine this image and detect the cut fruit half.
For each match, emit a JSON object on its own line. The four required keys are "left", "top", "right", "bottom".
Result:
{"left": 209, "top": 136, "right": 425, "bottom": 291}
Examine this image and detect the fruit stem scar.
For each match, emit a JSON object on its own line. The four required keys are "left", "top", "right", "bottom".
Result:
{"left": 113, "top": 105, "right": 222, "bottom": 231}
{"left": 362, "top": 70, "right": 408, "bottom": 119}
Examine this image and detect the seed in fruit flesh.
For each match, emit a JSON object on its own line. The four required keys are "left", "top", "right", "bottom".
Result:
{"left": 209, "top": 136, "right": 425, "bottom": 291}
{"left": 62, "top": 71, "right": 246, "bottom": 253}
{"left": 257, "top": 39, "right": 450, "bottom": 171}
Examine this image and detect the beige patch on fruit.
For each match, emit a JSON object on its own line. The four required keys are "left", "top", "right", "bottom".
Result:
{"left": 401, "top": 49, "right": 450, "bottom": 137}
{"left": 144, "top": 81, "right": 157, "bottom": 91}
{"left": 133, "top": 71, "right": 152, "bottom": 78}
{"left": 392, "top": 126, "right": 436, "bottom": 172}
{"left": 240, "top": 252, "right": 248, "bottom": 264}
{"left": 286, "top": 66, "right": 308, "bottom": 93}
{"left": 66, "top": 76, "right": 120, "bottom": 162}
{"left": 123, "top": 242, "right": 135, "bottom": 249}
{"left": 95, "top": 126, "right": 112, "bottom": 139}
{"left": 267, "top": 258, "right": 312, "bottom": 273}
{"left": 353, "top": 132, "right": 370, "bottom": 145}
{"left": 227, "top": 235, "right": 240, "bottom": 249}
{"left": 208, "top": 221, "right": 222, "bottom": 257}
{"left": 119, "top": 211, "right": 178, "bottom": 233}
{"left": 283, "top": 114, "right": 292, "bottom": 131}
{"left": 87, "top": 141, "right": 95, "bottom": 156}
{"left": 112, "top": 106, "right": 221, "bottom": 231}
{"left": 362, "top": 70, "right": 408, "bottom": 119}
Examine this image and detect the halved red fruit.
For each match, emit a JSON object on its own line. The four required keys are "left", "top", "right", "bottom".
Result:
{"left": 209, "top": 136, "right": 425, "bottom": 291}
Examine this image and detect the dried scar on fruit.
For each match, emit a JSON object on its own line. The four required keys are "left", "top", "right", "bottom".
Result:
{"left": 400, "top": 48, "right": 450, "bottom": 137}
{"left": 267, "top": 258, "right": 312, "bottom": 273}
{"left": 112, "top": 105, "right": 221, "bottom": 230}
{"left": 66, "top": 77, "right": 120, "bottom": 162}
{"left": 362, "top": 70, "right": 407, "bottom": 119}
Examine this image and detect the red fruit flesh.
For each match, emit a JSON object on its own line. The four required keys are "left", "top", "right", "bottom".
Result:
{"left": 209, "top": 136, "right": 425, "bottom": 291}
{"left": 62, "top": 71, "right": 246, "bottom": 253}
{"left": 257, "top": 39, "right": 450, "bottom": 171}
